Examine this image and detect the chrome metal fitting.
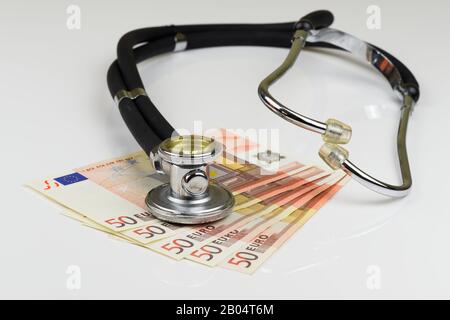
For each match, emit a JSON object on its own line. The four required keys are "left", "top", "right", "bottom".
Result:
{"left": 174, "top": 32, "right": 187, "bottom": 52}
{"left": 114, "top": 88, "right": 148, "bottom": 105}
{"left": 146, "top": 135, "right": 234, "bottom": 224}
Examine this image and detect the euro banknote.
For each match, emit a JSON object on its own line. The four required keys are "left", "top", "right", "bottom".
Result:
{"left": 221, "top": 175, "right": 350, "bottom": 274}
{"left": 55, "top": 173, "right": 348, "bottom": 273}
{"left": 26, "top": 149, "right": 317, "bottom": 245}
{"left": 26, "top": 130, "right": 348, "bottom": 273}
{"left": 184, "top": 172, "right": 346, "bottom": 266}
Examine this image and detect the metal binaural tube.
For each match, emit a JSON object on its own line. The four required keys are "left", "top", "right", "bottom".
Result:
{"left": 258, "top": 29, "right": 327, "bottom": 134}
{"left": 340, "top": 95, "right": 414, "bottom": 197}
{"left": 259, "top": 26, "right": 416, "bottom": 197}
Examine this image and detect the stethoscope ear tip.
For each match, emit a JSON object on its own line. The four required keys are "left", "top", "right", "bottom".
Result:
{"left": 322, "top": 118, "right": 352, "bottom": 145}
{"left": 319, "top": 143, "right": 349, "bottom": 170}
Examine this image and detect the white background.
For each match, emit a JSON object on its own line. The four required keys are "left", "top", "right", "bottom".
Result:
{"left": 1, "top": 0, "right": 449, "bottom": 299}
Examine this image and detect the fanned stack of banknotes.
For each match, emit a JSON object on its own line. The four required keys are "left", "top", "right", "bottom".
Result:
{"left": 26, "top": 131, "right": 348, "bottom": 274}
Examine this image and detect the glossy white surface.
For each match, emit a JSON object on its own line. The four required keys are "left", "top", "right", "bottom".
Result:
{"left": 1, "top": 0, "right": 449, "bottom": 299}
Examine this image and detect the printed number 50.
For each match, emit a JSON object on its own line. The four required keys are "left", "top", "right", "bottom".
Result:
{"left": 133, "top": 225, "right": 165, "bottom": 239}
{"left": 190, "top": 245, "right": 222, "bottom": 261}
{"left": 105, "top": 216, "right": 137, "bottom": 228}
{"left": 227, "top": 252, "right": 258, "bottom": 268}
{"left": 161, "top": 239, "right": 193, "bottom": 255}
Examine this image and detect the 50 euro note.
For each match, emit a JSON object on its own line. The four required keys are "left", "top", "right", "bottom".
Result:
{"left": 221, "top": 175, "right": 350, "bottom": 274}
{"left": 203, "top": 128, "right": 292, "bottom": 171}
{"left": 233, "top": 166, "right": 329, "bottom": 211}
{"left": 147, "top": 171, "right": 343, "bottom": 261}
{"left": 184, "top": 171, "right": 346, "bottom": 266}
{"left": 26, "top": 151, "right": 183, "bottom": 245}
{"left": 25, "top": 149, "right": 311, "bottom": 246}
{"left": 25, "top": 127, "right": 348, "bottom": 273}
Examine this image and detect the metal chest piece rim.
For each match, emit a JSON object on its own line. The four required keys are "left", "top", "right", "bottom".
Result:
{"left": 146, "top": 135, "right": 235, "bottom": 224}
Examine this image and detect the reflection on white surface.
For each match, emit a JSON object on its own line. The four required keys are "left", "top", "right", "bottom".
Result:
{"left": 335, "top": 218, "right": 390, "bottom": 241}
{"left": 364, "top": 104, "right": 382, "bottom": 119}
{"left": 284, "top": 257, "right": 339, "bottom": 275}
{"left": 253, "top": 181, "right": 410, "bottom": 275}
{"left": 149, "top": 259, "right": 216, "bottom": 288}
{"left": 362, "top": 103, "right": 400, "bottom": 121}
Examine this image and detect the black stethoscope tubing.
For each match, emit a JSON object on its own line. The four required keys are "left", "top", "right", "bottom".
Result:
{"left": 107, "top": 12, "right": 419, "bottom": 155}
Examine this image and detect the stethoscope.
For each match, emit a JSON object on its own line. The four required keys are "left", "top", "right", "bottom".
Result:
{"left": 107, "top": 10, "right": 419, "bottom": 224}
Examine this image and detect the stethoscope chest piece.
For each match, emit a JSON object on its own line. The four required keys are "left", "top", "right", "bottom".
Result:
{"left": 145, "top": 135, "right": 235, "bottom": 224}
